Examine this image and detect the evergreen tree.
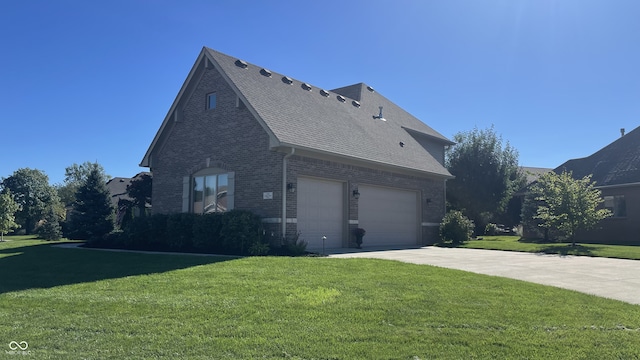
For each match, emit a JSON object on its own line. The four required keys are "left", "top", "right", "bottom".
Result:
{"left": 37, "top": 206, "right": 63, "bottom": 241}
{"left": 67, "top": 167, "right": 115, "bottom": 240}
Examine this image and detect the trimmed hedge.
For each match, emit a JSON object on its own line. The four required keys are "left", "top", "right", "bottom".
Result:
{"left": 88, "top": 210, "right": 267, "bottom": 256}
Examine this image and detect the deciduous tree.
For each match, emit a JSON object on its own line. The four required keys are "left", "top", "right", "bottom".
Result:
{"left": 1, "top": 168, "right": 60, "bottom": 234}
{"left": 446, "top": 126, "right": 525, "bottom": 232}
{"left": 0, "top": 191, "right": 20, "bottom": 241}
{"left": 525, "top": 171, "right": 611, "bottom": 246}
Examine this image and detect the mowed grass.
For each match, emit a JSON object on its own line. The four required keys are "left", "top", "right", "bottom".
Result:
{"left": 1, "top": 237, "right": 639, "bottom": 359}
{"left": 463, "top": 236, "right": 640, "bottom": 260}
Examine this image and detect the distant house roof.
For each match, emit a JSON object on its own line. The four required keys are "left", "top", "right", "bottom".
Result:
{"left": 142, "top": 47, "right": 453, "bottom": 178}
{"left": 555, "top": 126, "right": 640, "bottom": 187}
{"left": 106, "top": 172, "right": 151, "bottom": 207}
{"left": 520, "top": 167, "right": 552, "bottom": 184}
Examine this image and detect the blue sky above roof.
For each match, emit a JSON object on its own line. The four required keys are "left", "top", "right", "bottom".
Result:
{"left": 1, "top": 0, "right": 638, "bottom": 184}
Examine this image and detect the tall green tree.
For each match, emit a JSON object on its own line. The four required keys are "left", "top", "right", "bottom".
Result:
{"left": 57, "top": 162, "right": 109, "bottom": 207}
{"left": 446, "top": 126, "right": 525, "bottom": 232}
{"left": 1, "top": 168, "right": 60, "bottom": 234}
{"left": 525, "top": 171, "right": 611, "bottom": 246}
{"left": 0, "top": 191, "right": 20, "bottom": 241}
{"left": 126, "top": 173, "right": 152, "bottom": 217}
{"left": 67, "top": 167, "right": 115, "bottom": 240}
{"left": 36, "top": 206, "right": 63, "bottom": 241}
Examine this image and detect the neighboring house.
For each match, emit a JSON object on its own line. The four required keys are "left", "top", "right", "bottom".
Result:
{"left": 520, "top": 167, "right": 552, "bottom": 185}
{"left": 106, "top": 172, "right": 151, "bottom": 223}
{"left": 554, "top": 126, "right": 640, "bottom": 244}
{"left": 140, "top": 47, "right": 454, "bottom": 250}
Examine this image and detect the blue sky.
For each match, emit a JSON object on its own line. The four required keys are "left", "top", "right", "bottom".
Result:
{"left": 1, "top": 0, "right": 638, "bottom": 185}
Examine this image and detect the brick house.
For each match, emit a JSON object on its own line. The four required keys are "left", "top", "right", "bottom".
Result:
{"left": 140, "top": 47, "right": 453, "bottom": 250}
{"left": 555, "top": 126, "right": 640, "bottom": 244}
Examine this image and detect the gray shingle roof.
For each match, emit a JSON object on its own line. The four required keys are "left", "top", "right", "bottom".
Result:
{"left": 204, "top": 47, "right": 453, "bottom": 178}
{"left": 555, "top": 125, "right": 640, "bottom": 186}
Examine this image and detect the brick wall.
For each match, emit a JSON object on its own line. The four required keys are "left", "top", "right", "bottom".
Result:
{"left": 151, "top": 66, "right": 284, "bottom": 218}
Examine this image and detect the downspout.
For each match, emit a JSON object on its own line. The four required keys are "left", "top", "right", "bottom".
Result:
{"left": 282, "top": 147, "right": 295, "bottom": 238}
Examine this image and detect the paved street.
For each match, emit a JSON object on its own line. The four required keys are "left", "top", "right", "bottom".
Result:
{"left": 329, "top": 247, "right": 640, "bottom": 305}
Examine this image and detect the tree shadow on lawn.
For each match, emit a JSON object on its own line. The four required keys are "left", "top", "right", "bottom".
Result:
{"left": 0, "top": 241, "right": 237, "bottom": 295}
{"left": 538, "top": 244, "right": 602, "bottom": 257}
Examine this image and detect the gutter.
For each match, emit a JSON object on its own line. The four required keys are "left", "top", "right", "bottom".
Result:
{"left": 282, "top": 147, "right": 295, "bottom": 238}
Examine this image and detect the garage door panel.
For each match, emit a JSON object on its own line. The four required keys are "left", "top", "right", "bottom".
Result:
{"left": 359, "top": 185, "right": 418, "bottom": 246}
{"left": 297, "top": 178, "right": 343, "bottom": 249}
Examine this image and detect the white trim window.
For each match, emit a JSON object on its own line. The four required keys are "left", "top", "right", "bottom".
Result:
{"left": 604, "top": 195, "right": 626, "bottom": 217}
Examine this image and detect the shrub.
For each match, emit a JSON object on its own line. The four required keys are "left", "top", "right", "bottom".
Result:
{"left": 485, "top": 223, "right": 499, "bottom": 236}
{"left": 439, "top": 210, "right": 475, "bottom": 246}
{"left": 101, "top": 210, "right": 267, "bottom": 256}
{"left": 248, "top": 242, "right": 270, "bottom": 256}
{"left": 165, "top": 213, "right": 197, "bottom": 250}
{"left": 283, "top": 232, "right": 308, "bottom": 256}
{"left": 192, "top": 213, "right": 223, "bottom": 252}
{"left": 219, "top": 210, "right": 262, "bottom": 254}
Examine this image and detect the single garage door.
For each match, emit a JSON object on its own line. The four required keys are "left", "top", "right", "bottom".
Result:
{"left": 297, "top": 177, "right": 344, "bottom": 250}
{"left": 358, "top": 185, "right": 418, "bottom": 246}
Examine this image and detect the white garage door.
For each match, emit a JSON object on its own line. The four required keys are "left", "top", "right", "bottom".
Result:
{"left": 297, "top": 177, "right": 344, "bottom": 250}
{"left": 358, "top": 185, "right": 418, "bottom": 246}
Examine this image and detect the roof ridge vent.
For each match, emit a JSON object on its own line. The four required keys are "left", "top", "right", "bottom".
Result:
{"left": 301, "top": 83, "right": 312, "bottom": 91}
{"left": 337, "top": 95, "right": 346, "bottom": 103}
{"left": 260, "top": 68, "right": 272, "bottom": 77}
{"left": 235, "top": 59, "right": 248, "bottom": 68}
{"left": 352, "top": 100, "right": 361, "bottom": 108}
{"left": 366, "top": 85, "right": 375, "bottom": 92}
{"left": 373, "top": 106, "right": 386, "bottom": 121}
{"left": 320, "top": 89, "right": 331, "bottom": 97}
{"left": 282, "top": 76, "right": 293, "bottom": 85}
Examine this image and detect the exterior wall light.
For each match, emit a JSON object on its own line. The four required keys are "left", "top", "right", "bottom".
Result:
{"left": 287, "top": 183, "right": 296, "bottom": 193}
{"left": 352, "top": 188, "right": 360, "bottom": 199}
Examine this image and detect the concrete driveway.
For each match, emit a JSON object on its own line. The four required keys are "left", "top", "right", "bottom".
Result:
{"left": 329, "top": 247, "right": 640, "bottom": 305}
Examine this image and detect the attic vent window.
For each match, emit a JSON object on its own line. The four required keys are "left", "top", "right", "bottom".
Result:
{"left": 366, "top": 86, "right": 375, "bottom": 92}
{"left": 260, "top": 68, "right": 272, "bottom": 77}
{"left": 301, "top": 83, "right": 312, "bottom": 91}
{"left": 235, "top": 59, "right": 248, "bottom": 68}
{"left": 320, "top": 89, "right": 330, "bottom": 97}
{"left": 337, "top": 95, "right": 346, "bottom": 102}
{"left": 282, "top": 76, "right": 293, "bottom": 85}
{"left": 352, "top": 100, "right": 361, "bottom": 108}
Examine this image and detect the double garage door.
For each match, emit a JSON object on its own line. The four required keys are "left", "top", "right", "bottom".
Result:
{"left": 297, "top": 178, "right": 419, "bottom": 249}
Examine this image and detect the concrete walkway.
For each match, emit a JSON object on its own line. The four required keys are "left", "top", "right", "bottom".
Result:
{"left": 329, "top": 247, "right": 640, "bottom": 305}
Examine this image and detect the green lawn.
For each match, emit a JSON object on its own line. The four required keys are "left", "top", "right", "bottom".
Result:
{"left": 462, "top": 235, "right": 640, "bottom": 260}
{"left": 1, "top": 236, "right": 639, "bottom": 359}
